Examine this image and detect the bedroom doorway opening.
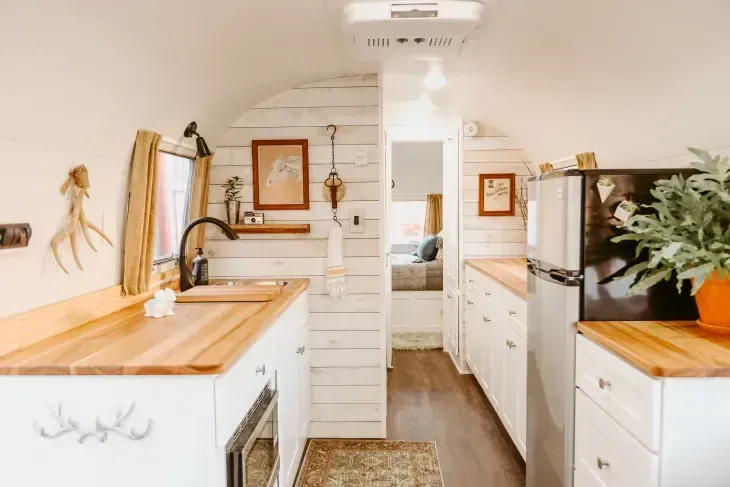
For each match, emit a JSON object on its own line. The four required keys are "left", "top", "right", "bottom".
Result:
{"left": 382, "top": 125, "right": 460, "bottom": 369}
{"left": 389, "top": 141, "right": 444, "bottom": 353}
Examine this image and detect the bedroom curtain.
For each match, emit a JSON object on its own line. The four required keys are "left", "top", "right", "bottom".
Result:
{"left": 185, "top": 153, "right": 214, "bottom": 265}
{"left": 123, "top": 129, "right": 161, "bottom": 296}
{"left": 424, "top": 193, "right": 443, "bottom": 235}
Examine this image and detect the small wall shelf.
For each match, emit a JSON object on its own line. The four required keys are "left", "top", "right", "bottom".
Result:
{"left": 231, "top": 224, "right": 311, "bottom": 235}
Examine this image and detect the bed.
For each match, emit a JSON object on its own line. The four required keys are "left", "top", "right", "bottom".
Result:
{"left": 391, "top": 253, "right": 443, "bottom": 291}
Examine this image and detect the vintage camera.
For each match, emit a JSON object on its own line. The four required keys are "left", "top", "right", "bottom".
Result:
{"left": 243, "top": 211, "right": 265, "bottom": 224}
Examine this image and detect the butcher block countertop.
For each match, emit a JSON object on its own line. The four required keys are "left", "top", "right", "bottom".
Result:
{"left": 578, "top": 320, "right": 730, "bottom": 378}
{"left": 465, "top": 258, "right": 527, "bottom": 300}
{"left": 0, "top": 279, "right": 309, "bottom": 376}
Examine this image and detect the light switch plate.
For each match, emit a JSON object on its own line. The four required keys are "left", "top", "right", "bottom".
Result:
{"left": 354, "top": 148, "right": 368, "bottom": 166}
{"left": 350, "top": 209, "right": 365, "bottom": 233}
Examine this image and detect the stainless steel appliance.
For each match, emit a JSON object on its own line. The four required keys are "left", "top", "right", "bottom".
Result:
{"left": 226, "top": 377, "right": 279, "bottom": 487}
{"left": 525, "top": 169, "right": 699, "bottom": 487}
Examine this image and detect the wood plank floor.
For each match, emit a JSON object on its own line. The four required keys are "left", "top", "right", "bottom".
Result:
{"left": 387, "top": 350, "right": 526, "bottom": 487}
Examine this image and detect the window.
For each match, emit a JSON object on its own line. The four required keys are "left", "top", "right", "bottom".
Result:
{"left": 153, "top": 152, "right": 194, "bottom": 263}
{"left": 390, "top": 201, "right": 427, "bottom": 246}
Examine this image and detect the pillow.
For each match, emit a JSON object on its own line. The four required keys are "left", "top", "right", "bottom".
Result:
{"left": 416, "top": 234, "right": 439, "bottom": 262}
{"left": 435, "top": 248, "right": 444, "bottom": 262}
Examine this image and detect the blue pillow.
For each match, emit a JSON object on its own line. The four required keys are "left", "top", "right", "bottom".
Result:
{"left": 416, "top": 234, "right": 439, "bottom": 262}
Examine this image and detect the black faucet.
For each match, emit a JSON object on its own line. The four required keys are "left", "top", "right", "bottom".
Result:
{"left": 178, "top": 217, "right": 239, "bottom": 292}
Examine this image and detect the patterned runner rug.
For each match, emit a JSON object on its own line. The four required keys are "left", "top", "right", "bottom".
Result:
{"left": 294, "top": 439, "right": 444, "bottom": 487}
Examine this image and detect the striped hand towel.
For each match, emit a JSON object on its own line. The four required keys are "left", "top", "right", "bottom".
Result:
{"left": 326, "top": 224, "right": 347, "bottom": 299}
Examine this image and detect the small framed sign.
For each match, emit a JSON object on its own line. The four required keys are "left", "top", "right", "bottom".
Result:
{"left": 479, "top": 173, "right": 515, "bottom": 216}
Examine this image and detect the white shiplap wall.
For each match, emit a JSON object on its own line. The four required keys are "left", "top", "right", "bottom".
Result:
{"left": 461, "top": 123, "right": 533, "bottom": 259}
{"left": 457, "top": 124, "right": 534, "bottom": 370}
{"left": 207, "top": 75, "right": 383, "bottom": 439}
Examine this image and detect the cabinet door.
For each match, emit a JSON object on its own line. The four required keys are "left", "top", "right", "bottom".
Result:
{"left": 278, "top": 334, "right": 300, "bottom": 487}
{"left": 486, "top": 307, "right": 504, "bottom": 413}
{"left": 464, "top": 291, "right": 478, "bottom": 376}
{"left": 502, "top": 326, "right": 527, "bottom": 458}
{"left": 477, "top": 305, "right": 493, "bottom": 398}
{"left": 296, "top": 324, "right": 310, "bottom": 458}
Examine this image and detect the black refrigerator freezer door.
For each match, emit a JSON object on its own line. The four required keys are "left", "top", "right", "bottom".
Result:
{"left": 581, "top": 170, "right": 699, "bottom": 321}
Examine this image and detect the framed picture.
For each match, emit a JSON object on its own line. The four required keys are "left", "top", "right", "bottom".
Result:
{"left": 479, "top": 173, "right": 515, "bottom": 216}
{"left": 252, "top": 139, "right": 310, "bottom": 210}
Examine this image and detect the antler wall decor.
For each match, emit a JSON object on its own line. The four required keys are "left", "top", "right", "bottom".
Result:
{"left": 51, "top": 165, "right": 113, "bottom": 273}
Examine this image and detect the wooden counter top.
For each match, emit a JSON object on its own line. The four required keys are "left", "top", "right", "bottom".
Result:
{"left": 465, "top": 258, "right": 527, "bottom": 300}
{"left": 578, "top": 320, "right": 730, "bottom": 378}
{"left": 0, "top": 280, "right": 309, "bottom": 376}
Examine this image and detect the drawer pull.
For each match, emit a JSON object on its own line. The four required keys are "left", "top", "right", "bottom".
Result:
{"left": 483, "top": 316, "right": 490, "bottom": 323}
{"left": 484, "top": 292, "right": 491, "bottom": 298}
{"left": 256, "top": 365, "right": 266, "bottom": 376}
{"left": 596, "top": 457, "right": 610, "bottom": 470}
{"left": 598, "top": 377, "right": 612, "bottom": 390}
{"left": 467, "top": 300, "right": 473, "bottom": 305}
{"left": 506, "top": 340, "right": 516, "bottom": 349}
{"left": 297, "top": 346, "right": 306, "bottom": 355}
{"left": 447, "top": 294, "right": 453, "bottom": 299}
{"left": 468, "top": 279, "right": 474, "bottom": 284}
{"left": 508, "top": 310, "right": 516, "bottom": 317}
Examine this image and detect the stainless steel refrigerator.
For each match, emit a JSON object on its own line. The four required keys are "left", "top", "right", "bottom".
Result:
{"left": 525, "top": 169, "right": 698, "bottom": 487}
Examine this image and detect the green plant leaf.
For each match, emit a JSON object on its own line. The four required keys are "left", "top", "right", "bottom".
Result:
{"left": 627, "top": 269, "right": 671, "bottom": 296}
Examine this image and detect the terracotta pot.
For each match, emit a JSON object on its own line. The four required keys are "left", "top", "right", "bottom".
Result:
{"left": 695, "top": 271, "right": 730, "bottom": 334}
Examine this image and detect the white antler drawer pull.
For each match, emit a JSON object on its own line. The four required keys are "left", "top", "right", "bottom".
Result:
{"left": 34, "top": 403, "right": 152, "bottom": 443}
{"left": 598, "top": 377, "right": 612, "bottom": 390}
{"left": 596, "top": 457, "right": 610, "bottom": 470}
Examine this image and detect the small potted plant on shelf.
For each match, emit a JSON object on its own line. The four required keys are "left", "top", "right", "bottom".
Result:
{"left": 612, "top": 147, "right": 730, "bottom": 333}
{"left": 224, "top": 176, "right": 244, "bottom": 225}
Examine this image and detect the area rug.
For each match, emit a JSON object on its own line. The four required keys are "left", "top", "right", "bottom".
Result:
{"left": 392, "top": 332, "right": 442, "bottom": 350}
{"left": 294, "top": 439, "right": 444, "bottom": 487}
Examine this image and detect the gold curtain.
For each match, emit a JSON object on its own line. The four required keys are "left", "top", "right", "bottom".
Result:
{"left": 186, "top": 153, "right": 214, "bottom": 265}
{"left": 424, "top": 193, "right": 443, "bottom": 235}
{"left": 123, "top": 130, "right": 161, "bottom": 296}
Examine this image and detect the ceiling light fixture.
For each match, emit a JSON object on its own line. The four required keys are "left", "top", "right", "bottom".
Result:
{"left": 423, "top": 60, "right": 447, "bottom": 91}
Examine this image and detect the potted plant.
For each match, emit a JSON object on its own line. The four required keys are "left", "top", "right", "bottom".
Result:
{"left": 612, "top": 148, "right": 730, "bottom": 333}
{"left": 224, "top": 176, "right": 244, "bottom": 225}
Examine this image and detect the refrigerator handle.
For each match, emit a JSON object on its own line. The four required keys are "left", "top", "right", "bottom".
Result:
{"left": 548, "top": 269, "right": 583, "bottom": 286}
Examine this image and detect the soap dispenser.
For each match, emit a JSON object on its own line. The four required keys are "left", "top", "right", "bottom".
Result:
{"left": 191, "top": 248, "right": 209, "bottom": 286}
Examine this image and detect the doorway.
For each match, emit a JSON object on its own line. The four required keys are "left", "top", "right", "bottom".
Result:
{"left": 382, "top": 125, "right": 460, "bottom": 369}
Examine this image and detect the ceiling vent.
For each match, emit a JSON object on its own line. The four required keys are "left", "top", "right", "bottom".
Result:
{"left": 343, "top": 1, "right": 486, "bottom": 59}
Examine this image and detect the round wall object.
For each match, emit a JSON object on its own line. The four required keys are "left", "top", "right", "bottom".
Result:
{"left": 463, "top": 122, "right": 478, "bottom": 137}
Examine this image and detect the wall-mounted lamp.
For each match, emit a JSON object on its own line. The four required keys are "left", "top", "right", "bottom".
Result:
{"left": 183, "top": 121, "right": 212, "bottom": 158}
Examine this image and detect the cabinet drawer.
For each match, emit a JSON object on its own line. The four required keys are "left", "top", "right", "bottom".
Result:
{"left": 574, "top": 390, "right": 659, "bottom": 487}
{"left": 214, "top": 329, "right": 275, "bottom": 445}
{"left": 575, "top": 335, "right": 662, "bottom": 452}
{"left": 500, "top": 290, "right": 527, "bottom": 341}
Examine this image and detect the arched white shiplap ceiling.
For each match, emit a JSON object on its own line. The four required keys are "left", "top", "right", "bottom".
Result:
{"left": 1, "top": 0, "right": 729, "bottom": 166}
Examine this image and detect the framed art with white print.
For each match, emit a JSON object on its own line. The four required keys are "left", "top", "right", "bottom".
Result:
{"left": 252, "top": 139, "right": 310, "bottom": 210}
{"left": 478, "top": 173, "right": 515, "bottom": 216}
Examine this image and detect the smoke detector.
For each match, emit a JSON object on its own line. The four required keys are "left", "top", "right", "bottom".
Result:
{"left": 343, "top": 1, "right": 486, "bottom": 59}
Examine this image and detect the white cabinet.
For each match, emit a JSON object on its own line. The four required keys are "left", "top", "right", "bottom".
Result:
{"left": 444, "top": 286, "right": 460, "bottom": 356}
{"left": 575, "top": 334, "right": 730, "bottom": 486}
{"left": 502, "top": 325, "right": 527, "bottom": 457}
{"left": 464, "top": 266, "right": 527, "bottom": 460}
{"left": 278, "top": 320, "right": 310, "bottom": 487}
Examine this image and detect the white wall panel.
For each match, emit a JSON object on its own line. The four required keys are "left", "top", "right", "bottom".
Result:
{"left": 211, "top": 76, "right": 384, "bottom": 439}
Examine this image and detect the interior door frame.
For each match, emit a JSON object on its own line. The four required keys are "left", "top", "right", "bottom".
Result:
{"left": 381, "top": 123, "right": 460, "bottom": 403}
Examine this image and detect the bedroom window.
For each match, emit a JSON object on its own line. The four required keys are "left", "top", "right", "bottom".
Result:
{"left": 153, "top": 151, "right": 195, "bottom": 263}
{"left": 390, "top": 201, "right": 427, "bottom": 246}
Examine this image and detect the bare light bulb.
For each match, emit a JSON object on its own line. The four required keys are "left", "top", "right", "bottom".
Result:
{"left": 423, "top": 61, "right": 447, "bottom": 91}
